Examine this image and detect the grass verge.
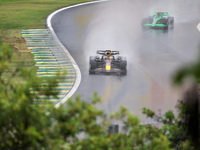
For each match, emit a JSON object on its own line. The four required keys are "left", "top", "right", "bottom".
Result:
{"left": 0, "top": 0, "right": 95, "bottom": 29}
{"left": 0, "top": 0, "right": 94, "bottom": 81}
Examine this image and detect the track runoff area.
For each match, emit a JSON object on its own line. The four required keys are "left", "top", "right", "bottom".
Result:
{"left": 22, "top": 29, "right": 76, "bottom": 105}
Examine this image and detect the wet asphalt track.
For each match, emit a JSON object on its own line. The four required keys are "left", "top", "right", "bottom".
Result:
{"left": 51, "top": 0, "right": 200, "bottom": 120}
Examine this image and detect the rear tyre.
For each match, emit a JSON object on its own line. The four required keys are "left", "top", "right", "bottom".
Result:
{"left": 121, "top": 66, "right": 127, "bottom": 75}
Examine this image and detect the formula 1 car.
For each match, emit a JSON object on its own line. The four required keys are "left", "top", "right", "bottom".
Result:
{"left": 142, "top": 12, "right": 174, "bottom": 29}
{"left": 89, "top": 50, "right": 127, "bottom": 75}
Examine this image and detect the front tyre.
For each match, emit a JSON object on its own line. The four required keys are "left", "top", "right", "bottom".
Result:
{"left": 141, "top": 18, "right": 149, "bottom": 30}
{"left": 168, "top": 17, "right": 174, "bottom": 29}
{"left": 89, "top": 64, "right": 95, "bottom": 74}
{"left": 89, "top": 56, "right": 96, "bottom": 74}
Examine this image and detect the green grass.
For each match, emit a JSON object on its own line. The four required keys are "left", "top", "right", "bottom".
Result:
{"left": 0, "top": 0, "right": 94, "bottom": 29}
{"left": 0, "top": 0, "right": 94, "bottom": 82}
{"left": 1, "top": 52, "right": 38, "bottom": 84}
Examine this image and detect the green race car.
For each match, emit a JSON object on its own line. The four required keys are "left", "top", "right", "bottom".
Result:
{"left": 142, "top": 12, "right": 174, "bottom": 30}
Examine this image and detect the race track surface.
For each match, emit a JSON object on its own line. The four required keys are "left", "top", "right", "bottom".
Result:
{"left": 50, "top": 0, "right": 200, "bottom": 120}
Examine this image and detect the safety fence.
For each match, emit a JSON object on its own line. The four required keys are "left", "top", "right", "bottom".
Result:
{"left": 22, "top": 29, "right": 76, "bottom": 105}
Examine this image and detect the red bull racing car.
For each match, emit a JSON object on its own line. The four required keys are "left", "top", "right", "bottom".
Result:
{"left": 89, "top": 50, "right": 127, "bottom": 75}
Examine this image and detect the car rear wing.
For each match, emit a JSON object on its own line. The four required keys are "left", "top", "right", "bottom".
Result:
{"left": 97, "top": 50, "right": 119, "bottom": 56}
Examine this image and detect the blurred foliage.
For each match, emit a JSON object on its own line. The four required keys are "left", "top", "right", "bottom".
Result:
{"left": 0, "top": 44, "right": 173, "bottom": 150}
{"left": 144, "top": 97, "right": 199, "bottom": 150}
{"left": 0, "top": 44, "right": 199, "bottom": 149}
{"left": 0, "top": 37, "right": 2, "bottom": 45}
{"left": 172, "top": 47, "right": 200, "bottom": 149}
{"left": 173, "top": 46, "right": 200, "bottom": 85}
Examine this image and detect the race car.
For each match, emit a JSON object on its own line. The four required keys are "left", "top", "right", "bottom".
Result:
{"left": 89, "top": 50, "right": 127, "bottom": 75}
{"left": 142, "top": 12, "right": 174, "bottom": 29}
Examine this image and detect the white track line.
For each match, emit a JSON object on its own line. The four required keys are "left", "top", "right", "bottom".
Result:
{"left": 197, "top": 23, "right": 200, "bottom": 32}
{"left": 46, "top": 0, "right": 107, "bottom": 108}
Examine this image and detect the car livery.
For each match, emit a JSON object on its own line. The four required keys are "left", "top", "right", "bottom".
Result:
{"left": 142, "top": 12, "right": 174, "bottom": 29}
{"left": 89, "top": 50, "right": 127, "bottom": 75}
